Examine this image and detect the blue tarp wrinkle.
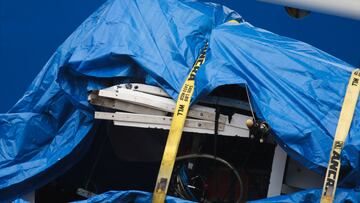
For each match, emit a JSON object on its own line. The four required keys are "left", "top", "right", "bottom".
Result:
{"left": 71, "top": 190, "right": 195, "bottom": 203}
{"left": 0, "top": 0, "right": 358, "bottom": 202}
{"left": 248, "top": 188, "right": 360, "bottom": 203}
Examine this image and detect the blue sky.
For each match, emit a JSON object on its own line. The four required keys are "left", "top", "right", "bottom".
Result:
{"left": 0, "top": 0, "right": 359, "bottom": 112}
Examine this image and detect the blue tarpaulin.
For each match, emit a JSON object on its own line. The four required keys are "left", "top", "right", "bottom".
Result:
{"left": 11, "top": 188, "right": 360, "bottom": 203}
{"left": 0, "top": 0, "right": 358, "bottom": 202}
{"left": 249, "top": 188, "right": 360, "bottom": 203}
{"left": 72, "top": 190, "right": 194, "bottom": 203}
{"left": 68, "top": 189, "right": 360, "bottom": 203}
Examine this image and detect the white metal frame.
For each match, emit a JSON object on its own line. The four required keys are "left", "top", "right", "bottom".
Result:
{"left": 90, "top": 83, "right": 291, "bottom": 198}
{"left": 95, "top": 111, "right": 249, "bottom": 137}
{"left": 90, "top": 83, "right": 251, "bottom": 137}
{"left": 115, "top": 83, "right": 251, "bottom": 111}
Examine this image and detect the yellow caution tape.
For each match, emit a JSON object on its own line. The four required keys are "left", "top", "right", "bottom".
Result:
{"left": 152, "top": 43, "right": 209, "bottom": 203}
{"left": 321, "top": 69, "right": 360, "bottom": 203}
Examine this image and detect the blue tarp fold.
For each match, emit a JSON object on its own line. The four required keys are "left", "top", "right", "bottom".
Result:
{"left": 0, "top": 0, "right": 358, "bottom": 201}
{"left": 72, "top": 190, "right": 194, "bottom": 203}
{"left": 249, "top": 188, "right": 360, "bottom": 203}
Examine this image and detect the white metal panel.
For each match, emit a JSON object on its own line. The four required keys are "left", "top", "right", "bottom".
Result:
{"left": 112, "top": 121, "right": 249, "bottom": 137}
{"left": 267, "top": 145, "right": 287, "bottom": 197}
{"left": 106, "top": 83, "right": 251, "bottom": 111}
{"left": 97, "top": 88, "right": 227, "bottom": 123}
{"left": 95, "top": 112, "right": 224, "bottom": 131}
{"left": 284, "top": 158, "right": 323, "bottom": 190}
{"left": 117, "top": 83, "right": 170, "bottom": 97}
{"left": 229, "top": 113, "right": 250, "bottom": 130}
{"left": 89, "top": 93, "right": 166, "bottom": 116}
{"left": 95, "top": 111, "right": 249, "bottom": 137}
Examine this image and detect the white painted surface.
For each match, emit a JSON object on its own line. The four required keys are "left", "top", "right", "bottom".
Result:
{"left": 95, "top": 111, "right": 250, "bottom": 137}
{"left": 267, "top": 145, "right": 287, "bottom": 197}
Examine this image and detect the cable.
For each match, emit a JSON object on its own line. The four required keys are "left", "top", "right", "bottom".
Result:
{"left": 214, "top": 107, "right": 220, "bottom": 157}
{"left": 245, "top": 85, "right": 256, "bottom": 121}
{"left": 180, "top": 165, "right": 198, "bottom": 201}
{"left": 176, "top": 154, "right": 244, "bottom": 203}
{"left": 213, "top": 106, "right": 220, "bottom": 202}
